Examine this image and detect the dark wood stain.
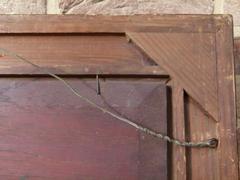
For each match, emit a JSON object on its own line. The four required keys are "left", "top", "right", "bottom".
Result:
{"left": 234, "top": 38, "right": 240, "bottom": 75}
{"left": 0, "top": 35, "right": 167, "bottom": 76}
{"left": 0, "top": 15, "right": 238, "bottom": 180}
{"left": 0, "top": 79, "right": 167, "bottom": 179}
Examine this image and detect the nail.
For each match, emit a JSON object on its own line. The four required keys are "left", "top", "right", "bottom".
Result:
{"left": 96, "top": 74, "right": 101, "bottom": 95}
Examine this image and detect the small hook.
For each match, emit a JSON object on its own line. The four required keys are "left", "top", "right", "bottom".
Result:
{"left": 207, "top": 138, "right": 218, "bottom": 148}
{"left": 96, "top": 74, "right": 101, "bottom": 95}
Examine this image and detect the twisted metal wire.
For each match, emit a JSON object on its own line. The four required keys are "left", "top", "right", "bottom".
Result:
{"left": 0, "top": 48, "right": 218, "bottom": 148}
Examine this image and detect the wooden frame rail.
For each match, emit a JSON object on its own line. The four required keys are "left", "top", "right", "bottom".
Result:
{"left": 0, "top": 15, "right": 238, "bottom": 180}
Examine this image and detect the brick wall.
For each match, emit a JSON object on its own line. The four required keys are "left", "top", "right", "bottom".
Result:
{"left": 0, "top": 0, "right": 239, "bottom": 37}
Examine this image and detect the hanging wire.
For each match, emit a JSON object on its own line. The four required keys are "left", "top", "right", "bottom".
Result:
{"left": 0, "top": 48, "right": 218, "bottom": 148}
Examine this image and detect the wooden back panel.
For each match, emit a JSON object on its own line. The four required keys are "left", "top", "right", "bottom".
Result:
{"left": 0, "top": 15, "right": 238, "bottom": 180}
{"left": 0, "top": 78, "right": 168, "bottom": 179}
{"left": 0, "top": 34, "right": 166, "bottom": 75}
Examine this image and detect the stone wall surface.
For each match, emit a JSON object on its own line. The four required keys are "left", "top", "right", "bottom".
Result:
{"left": 224, "top": 0, "right": 240, "bottom": 26}
{"left": 59, "top": 0, "right": 214, "bottom": 14}
{"left": 57, "top": 0, "right": 240, "bottom": 36}
{"left": 0, "top": 0, "right": 46, "bottom": 14}
{"left": 0, "top": 0, "right": 239, "bottom": 31}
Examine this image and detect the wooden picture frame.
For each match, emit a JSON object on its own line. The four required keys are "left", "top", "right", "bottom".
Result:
{"left": 0, "top": 15, "right": 238, "bottom": 180}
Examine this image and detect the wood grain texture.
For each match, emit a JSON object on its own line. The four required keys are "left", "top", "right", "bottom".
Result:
{"left": 0, "top": 78, "right": 168, "bottom": 180}
{"left": 186, "top": 96, "right": 219, "bottom": 180}
{"left": 0, "top": 34, "right": 167, "bottom": 76}
{"left": 127, "top": 32, "right": 218, "bottom": 121}
{"left": 235, "top": 39, "right": 240, "bottom": 167}
{"left": 0, "top": 15, "right": 238, "bottom": 180}
{"left": 127, "top": 15, "right": 239, "bottom": 179}
{"left": 167, "top": 80, "right": 186, "bottom": 180}
{"left": 234, "top": 38, "right": 240, "bottom": 132}
{"left": 0, "top": 15, "right": 220, "bottom": 33}
{"left": 215, "top": 16, "right": 239, "bottom": 180}
{"left": 234, "top": 38, "right": 240, "bottom": 75}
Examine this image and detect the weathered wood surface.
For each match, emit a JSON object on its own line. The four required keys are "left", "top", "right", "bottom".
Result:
{"left": 0, "top": 34, "right": 167, "bottom": 76}
{"left": 234, "top": 38, "right": 240, "bottom": 172}
{"left": 0, "top": 15, "right": 238, "bottom": 180}
{"left": 167, "top": 80, "right": 186, "bottom": 180}
{"left": 127, "top": 15, "right": 238, "bottom": 179}
{"left": 185, "top": 96, "right": 219, "bottom": 180}
{"left": 0, "top": 15, "right": 222, "bottom": 33}
{"left": 215, "top": 21, "right": 238, "bottom": 179}
{"left": 234, "top": 38, "right": 240, "bottom": 75}
{"left": 234, "top": 39, "right": 240, "bottom": 127}
{"left": 0, "top": 79, "right": 168, "bottom": 179}
{"left": 127, "top": 32, "right": 218, "bottom": 121}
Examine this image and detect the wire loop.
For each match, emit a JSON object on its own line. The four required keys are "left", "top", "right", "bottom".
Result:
{"left": 0, "top": 48, "right": 218, "bottom": 148}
